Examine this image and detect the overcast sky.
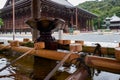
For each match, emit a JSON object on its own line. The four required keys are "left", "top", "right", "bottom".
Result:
{"left": 0, "top": 0, "right": 93, "bottom": 9}
{"left": 68, "top": 0, "right": 94, "bottom": 6}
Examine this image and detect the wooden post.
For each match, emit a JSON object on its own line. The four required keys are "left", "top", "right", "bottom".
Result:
{"left": 115, "top": 47, "right": 120, "bottom": 61}
{"left": 12, "top": 0, "right": 15, "bottom": 40}
{"left": 31, "top": 0, "right": 41, "bottom": 41}
{"left": 71, "top": 14, "right": 73, "bottom": 27}
{"left": 23, "top": 38, "right": 30, "bottom": 42}
{"left": 10, "top": 40, "right": 20, "bottom": 47}
{"left": 75, "top": 8, "right": 78, "bottom": 29}
{"left": 34, "top": 42, "right": 45, "bottom": 50}
{"left": 90, "top": 19, "right": 93, "bottom": 31}
{"left": 75, "top": 40, "right": 84, "bottom": 46}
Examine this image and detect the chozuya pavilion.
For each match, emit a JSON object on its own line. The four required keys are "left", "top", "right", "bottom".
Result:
{"left": 0, "top": 0, "right": 97, "bottom": 34}
{"left": 0, "top": 0, "right": 120, "bottom": 80}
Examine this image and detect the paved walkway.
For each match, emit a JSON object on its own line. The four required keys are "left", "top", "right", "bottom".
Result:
{"left": 0, "top": 32, "right": 119, "bottom": 47}
{"left": 0, "top": 33, "right": 32, "bottom": 36}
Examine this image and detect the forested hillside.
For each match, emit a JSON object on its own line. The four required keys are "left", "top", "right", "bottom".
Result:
{"left": 78, "top": 0, "right": 120, "bottom": 29}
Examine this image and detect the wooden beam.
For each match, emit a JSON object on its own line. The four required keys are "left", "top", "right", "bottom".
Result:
{"left": 0, "top": 44, "right": 120, "bottom": 74}
{"left": 10, "top": 46, "right": 79, "bottom": 62}
{"left": 8, "top": 40, "right": 115, "bottom": 55}
{"left": 82, "top": 46, "right": 115, "bottom": 55}
{"left": 85, "top": 56, "right": 120, "bottom": 74}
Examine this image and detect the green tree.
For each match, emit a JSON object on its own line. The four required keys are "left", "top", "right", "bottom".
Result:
{"left": 0, "top": 18, "right": 3, "bottom": 26}
{"left": 78, "top": 0, "right": 120, "bottom": 29}
{"left": 109, "top": 7, "right": 120, "bottom": 17}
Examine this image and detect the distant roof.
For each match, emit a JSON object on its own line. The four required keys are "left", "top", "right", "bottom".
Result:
{"left": 51, "top": 0, "right": 73, "bottom": 7}
{"left": 110, "top": 14, "right": 120, "bottom": 22}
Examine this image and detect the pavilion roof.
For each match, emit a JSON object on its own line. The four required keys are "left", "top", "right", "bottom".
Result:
{"left": 110, "top": 14, "right": 120, "bottom": 22}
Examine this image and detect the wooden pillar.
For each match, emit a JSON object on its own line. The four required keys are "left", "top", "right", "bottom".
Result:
{"left": 31, "top": 0, "right": 41, "bottom": 41}
{"left": 75, "top": 8, "right": 78, "bottom": 29}
{"left": 86, "top": 18, "right": 89, "bottom": 31}
{"left": 83, "top": 18, "right": 87, "bottom": 31}
{"left": 71, "top": 15, "right": 73, "bottom": 27}
{"left": 81, "top": 18, "right": 83, "bottom": 31}
{"left": 31, "top": 1, "right": 58, "bottom": 79}
{"left": 84, "top": 18, "right": 86, "bottom": 30}
{"left": 88, "top": 18, "right": 92, "bottom": 31}
{"left": 6, "top": 19, "right": 8, "bottom": 33}
{"left": 12, "top": 0, "right": 15, "bottom": 40}
{"left": 20, "top": 14, "right": 23, "bottom": 34}
{"left": 87, "top": 19, "right": 89, "bottom": 31}
{"left": 90, "top": 19, "right": 93, "bottom": 31}
{"left": 88, "top": 19, "right": 90, "bottom": 31}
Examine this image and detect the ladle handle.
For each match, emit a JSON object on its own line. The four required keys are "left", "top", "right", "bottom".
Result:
{"left": 44, "top": 51, "right": 73, "bottom": 80}
{"left": 0, "top": 48, "right": 34, "bottom": 72}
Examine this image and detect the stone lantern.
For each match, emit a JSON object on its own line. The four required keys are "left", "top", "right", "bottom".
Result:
{"left": 105, "top": 17, "right": 111, "bottom": 30}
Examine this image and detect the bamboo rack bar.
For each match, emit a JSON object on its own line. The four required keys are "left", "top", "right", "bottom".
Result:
{"left": 0, "top": 44, "right": 120, "bottom": 74}
{"left": 82, "top": 46, "right": 115, "bottom": 54}
{"left": 8, "top": 40, "right": 32, "bottom": 46}
{"left": 10, "top": 46, "right": 79, "bottom": 62}
{"left": 8, "top": 40, "right": 115, "bottom": 55}
{"left": 0, "top": 44, "right": 10, "bottom": 50}
{"left": 85, "top": 55, "right": 120, "bottom": 74}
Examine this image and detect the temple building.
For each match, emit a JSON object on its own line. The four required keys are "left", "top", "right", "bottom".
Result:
{"left": 0, "top": 0, "right": 97, "bottom": 33}
{"left": 103, "top": 14, "right": 120, "bottom": 29}
{"left": 110, "top": 14, "right": 120, "bottom": 29}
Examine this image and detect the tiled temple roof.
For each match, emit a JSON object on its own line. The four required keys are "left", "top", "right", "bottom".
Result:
{"left": 51, "top": 0, "right": 73, "bottom": 7}
{"left": 1, "top": 0, "right": 97, "bottom": 18}
{"left": 111, "top": 14, "right": 120, "bottom": 22}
